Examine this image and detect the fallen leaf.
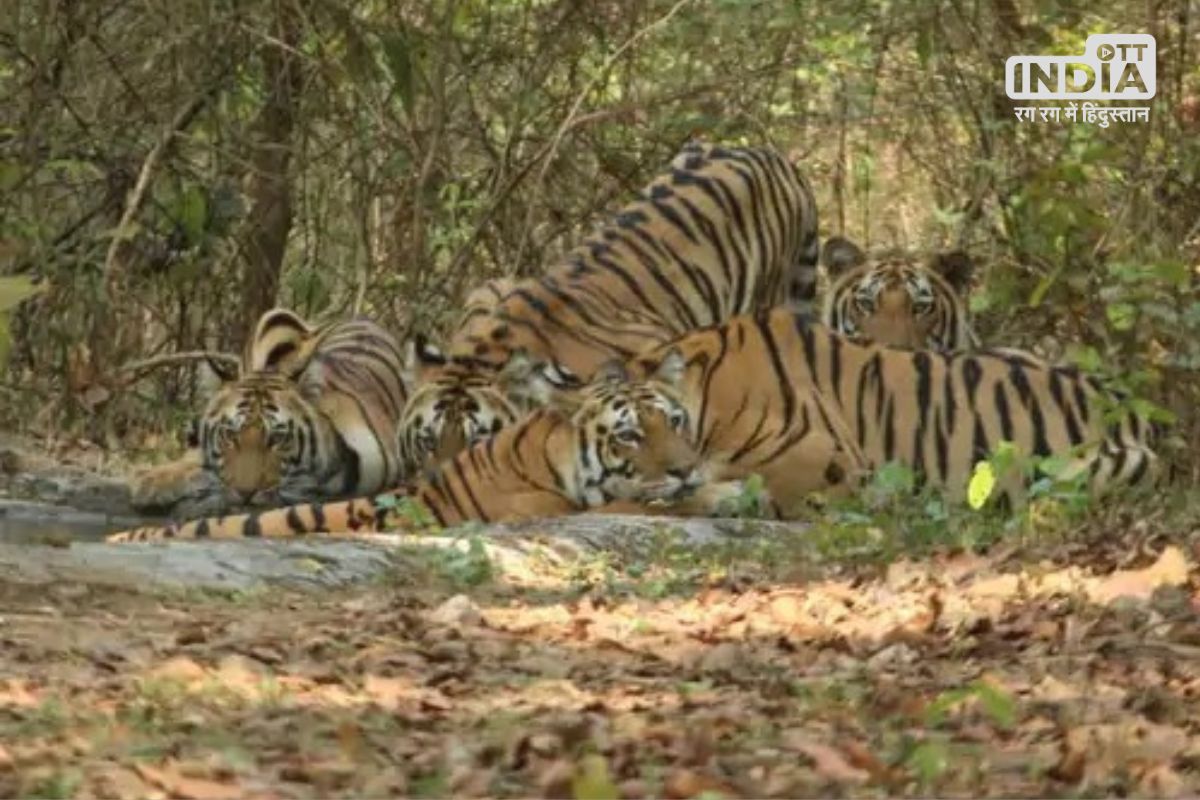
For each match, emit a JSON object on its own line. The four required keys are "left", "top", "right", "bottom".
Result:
{"left": 362, "top": 674, "right": 413, "bottom": 711}
{"left": 429, "top": 594, "right": 484, "bottom": 627}
{"left": 782, "top": 733, "right": 869, "bottom": 786}
{"left": 1089, "top": 547, "right": 1190, "bottom": 605}
{"left": 1054, "top": 721, "right": 1189, "bottom": 784}
{"left": 151, "top": 656, "right": 208, "bottom": 686}
{"left": 662, "top": 767, "right": 738, "bottom": 799}
{"left": 697, "top": 643, "right": 742, "bottom": 675}
{"left": 135, "top": 762, "right": 241, "bottom": 800}
{"left": 1140, "top": 763, "right": 1187, "bottom": 798}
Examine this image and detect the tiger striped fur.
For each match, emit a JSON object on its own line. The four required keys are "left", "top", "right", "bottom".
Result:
{"left": 132, "top": 308, "right": 410, "bottom": 512}
{"left": 820, "top": 236, "right": 980, "bottom": 351}
{"left": 106, "top": 354, "right": 702, "bottom": 541}
{"left": 398, "top": 141, "right": 821, "bottom": 474}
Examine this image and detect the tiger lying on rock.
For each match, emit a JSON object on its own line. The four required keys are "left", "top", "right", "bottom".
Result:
{"left": 129, "top": 308, "right": 410, "bottom": 513}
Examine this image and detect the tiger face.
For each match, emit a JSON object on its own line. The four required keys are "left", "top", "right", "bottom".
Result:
{"left": 820, "top": 236, "right": 976, "bottom": 351}
{"left": 398, "top": 338, "right": 576, "bottom": 475}
{"left": 197, "top": 371, "right": 340, "bottom": 505}
{"left": 561, "top": 349, "right": 702, "bottom": 507}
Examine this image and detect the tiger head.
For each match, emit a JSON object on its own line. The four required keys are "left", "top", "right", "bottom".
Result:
{"left": 195, "top": 363, "right": 340, "bottom": 506}
{"left": 397, "top": 337, "right": 579, "bottom": 475}
{"left": 553, "top": 348, "right": 703, "bottom": 507}
{"left": 820, "top": 236, "right": 976, "bottom": 351}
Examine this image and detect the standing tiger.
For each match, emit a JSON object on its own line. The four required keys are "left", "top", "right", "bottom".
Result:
{"left": 107, "top": 354, "right": 705, "bottom": 541}
{"left": 399, "top": 141, "right": 821, "bottom": 474}
{"left": 820, "top": 235, "right": 980, "bottom": 351}
{"left": 130, "top": 308, "right": 410, "bottom": 513}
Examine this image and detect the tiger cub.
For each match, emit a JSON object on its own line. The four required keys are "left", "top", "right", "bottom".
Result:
{"left": 130, "top": 308, "right": 409, "bottom": 513}
{"left": 820, "top": 236, "right": 980, "bottom": 351}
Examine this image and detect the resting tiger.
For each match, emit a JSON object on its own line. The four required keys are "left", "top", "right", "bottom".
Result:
{"left": 605, "top": 308, "right": 1163, "bottom": 516}
{"left": 820, "top": 236, "right": 980, "bottom": 351}
{"left": 107, "top": 354, "right": 709, "bottom": 541}
{"left": 398, "top": 141, "right": 820, "bottom": 474}
{"left": 130, "top": 308, "right": 410, "bottom": 513}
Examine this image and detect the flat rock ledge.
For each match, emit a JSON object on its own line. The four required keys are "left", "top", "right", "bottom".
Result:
{"left": 0, "top": 514, "right": 807, "bottom": 594}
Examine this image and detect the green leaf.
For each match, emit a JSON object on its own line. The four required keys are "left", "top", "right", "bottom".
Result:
{"left": 916, "top": 27, "right": 932, "bottom": 68}
{"left": 380, "top": 31, "right": 415, "bottom": 114}
{"left": 1152, "top": 259, "right": 1191, "bottom": 287}
{"left": 1027, "top": 267, "right": 1061, "bottom": 307}
{"left": 0, "top": 159, "right": 21, "bottom": 191}
{"left": 177, "top": 185, "right": 208, "bottom": 245}
{"left": 1105, "top": 301, "right": 1137, "bottom": 331}
{"left": 0, "top": 276, "right": 41, "bottom": 314}
{"left": 905, "top": 739, "right": 949, "bottom": 786}
{"left": 572, "top": 754, "right": 618, "bottom": 800}
{"left": 967, "top": 461, "right": 996, "bottom": 510}
{"left": 973, "top": 680, "right": 1016, "bottom": 729}
{"left": 874, "top": 461, "right": 916, "bottom": 495}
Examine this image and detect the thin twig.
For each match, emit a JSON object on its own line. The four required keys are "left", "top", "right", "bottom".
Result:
{"left": 513, "top": 0, "right": 697, "bottom": 269}
{"left": 102, "top": 91, "right": 217, "bottom": 299}
{"left": 118, "top": 351, "right": 239, "bottom": 379}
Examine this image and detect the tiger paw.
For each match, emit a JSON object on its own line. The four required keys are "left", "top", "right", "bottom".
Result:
{"left": 129, "top": 454, "right": 222, "bottom": 514}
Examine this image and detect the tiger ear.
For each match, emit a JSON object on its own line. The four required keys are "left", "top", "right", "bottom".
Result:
{"left": 496, "top": 349, "right": 558, "bottom": 409}
{"left": 246, "top": 308, "right": 314, "bottom": 375}
{"left": 406, "top": 334, "right": 446, "bottom": 381}
{"left": 205, "top": 354, "right": 240, "bottom": 384}
{"left": 594, "top": 359, "right": 630, "bottom": 384}
{"left": 652, "top": 348, "right": 686, "bottom": 387}
{"left": 931, "top": 250, "right": 975, "bottom": 293}
{"left": 820, "top": 236, "right": 866, "bottom": 277}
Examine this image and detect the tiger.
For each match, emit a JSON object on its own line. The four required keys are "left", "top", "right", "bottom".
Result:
{"left": 106, "top": 353, "right": 711, "bottom": 541}
{"left": 398, "top": 141, "right": 821, "bottom": 475}
{"left": 819, "top": 235, "right": 980, "bottom": 351}
{"left": 129, "top": 308, "right": 410, "bottom": 513}
{"left": 456, "top": 277, "right": 518, "bottom": 329}
{"left": 599, "top": 308, "right": 1163, "bottom": 518}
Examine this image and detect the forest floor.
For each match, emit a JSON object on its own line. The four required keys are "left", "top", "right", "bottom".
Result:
{"left": 2, "top": 503, "right": 1200, "bottom": 799}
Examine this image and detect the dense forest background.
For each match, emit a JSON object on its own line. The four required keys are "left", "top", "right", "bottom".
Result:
{"left": 1, "top": 0, "right": 1198, "bottom": 470}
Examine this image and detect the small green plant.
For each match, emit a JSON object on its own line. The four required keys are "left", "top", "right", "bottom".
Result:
{"left": 714, "top": 473, "right": 771, "bottom": 518}
{"left": 924, "top": 679, "right": 1017, "bottom": 731}
{"left": 427, "top": 534, "right": 494, "bottom": 588}
{"left": 376, "top": 493, "right": 438, "bottom": 531}
{"left": 27, "top": 768, "right": 82, "bottom": 800}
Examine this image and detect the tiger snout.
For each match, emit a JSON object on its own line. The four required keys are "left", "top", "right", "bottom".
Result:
{"left": 219, "top": 427, "right": 282, "bottom": 504}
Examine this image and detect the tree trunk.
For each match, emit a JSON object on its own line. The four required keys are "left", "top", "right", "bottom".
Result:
{"left": 236, "top": 0, "right": 303, "bottom": 347}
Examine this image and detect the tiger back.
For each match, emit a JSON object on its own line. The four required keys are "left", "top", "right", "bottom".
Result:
{"left": 604, "top": 309, "right": 1164, "bottom": 518}
{"left": 107, "top": 354, "right": 701, "bottom": 541}
{"left": 400, "top": 142, "right": 821, "bottom": 473}
{"left": 185, "top": 308, "right": 409, "bottom": 507}
{"left": 820, "top": 236, "right": 979, "bottom": 351}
